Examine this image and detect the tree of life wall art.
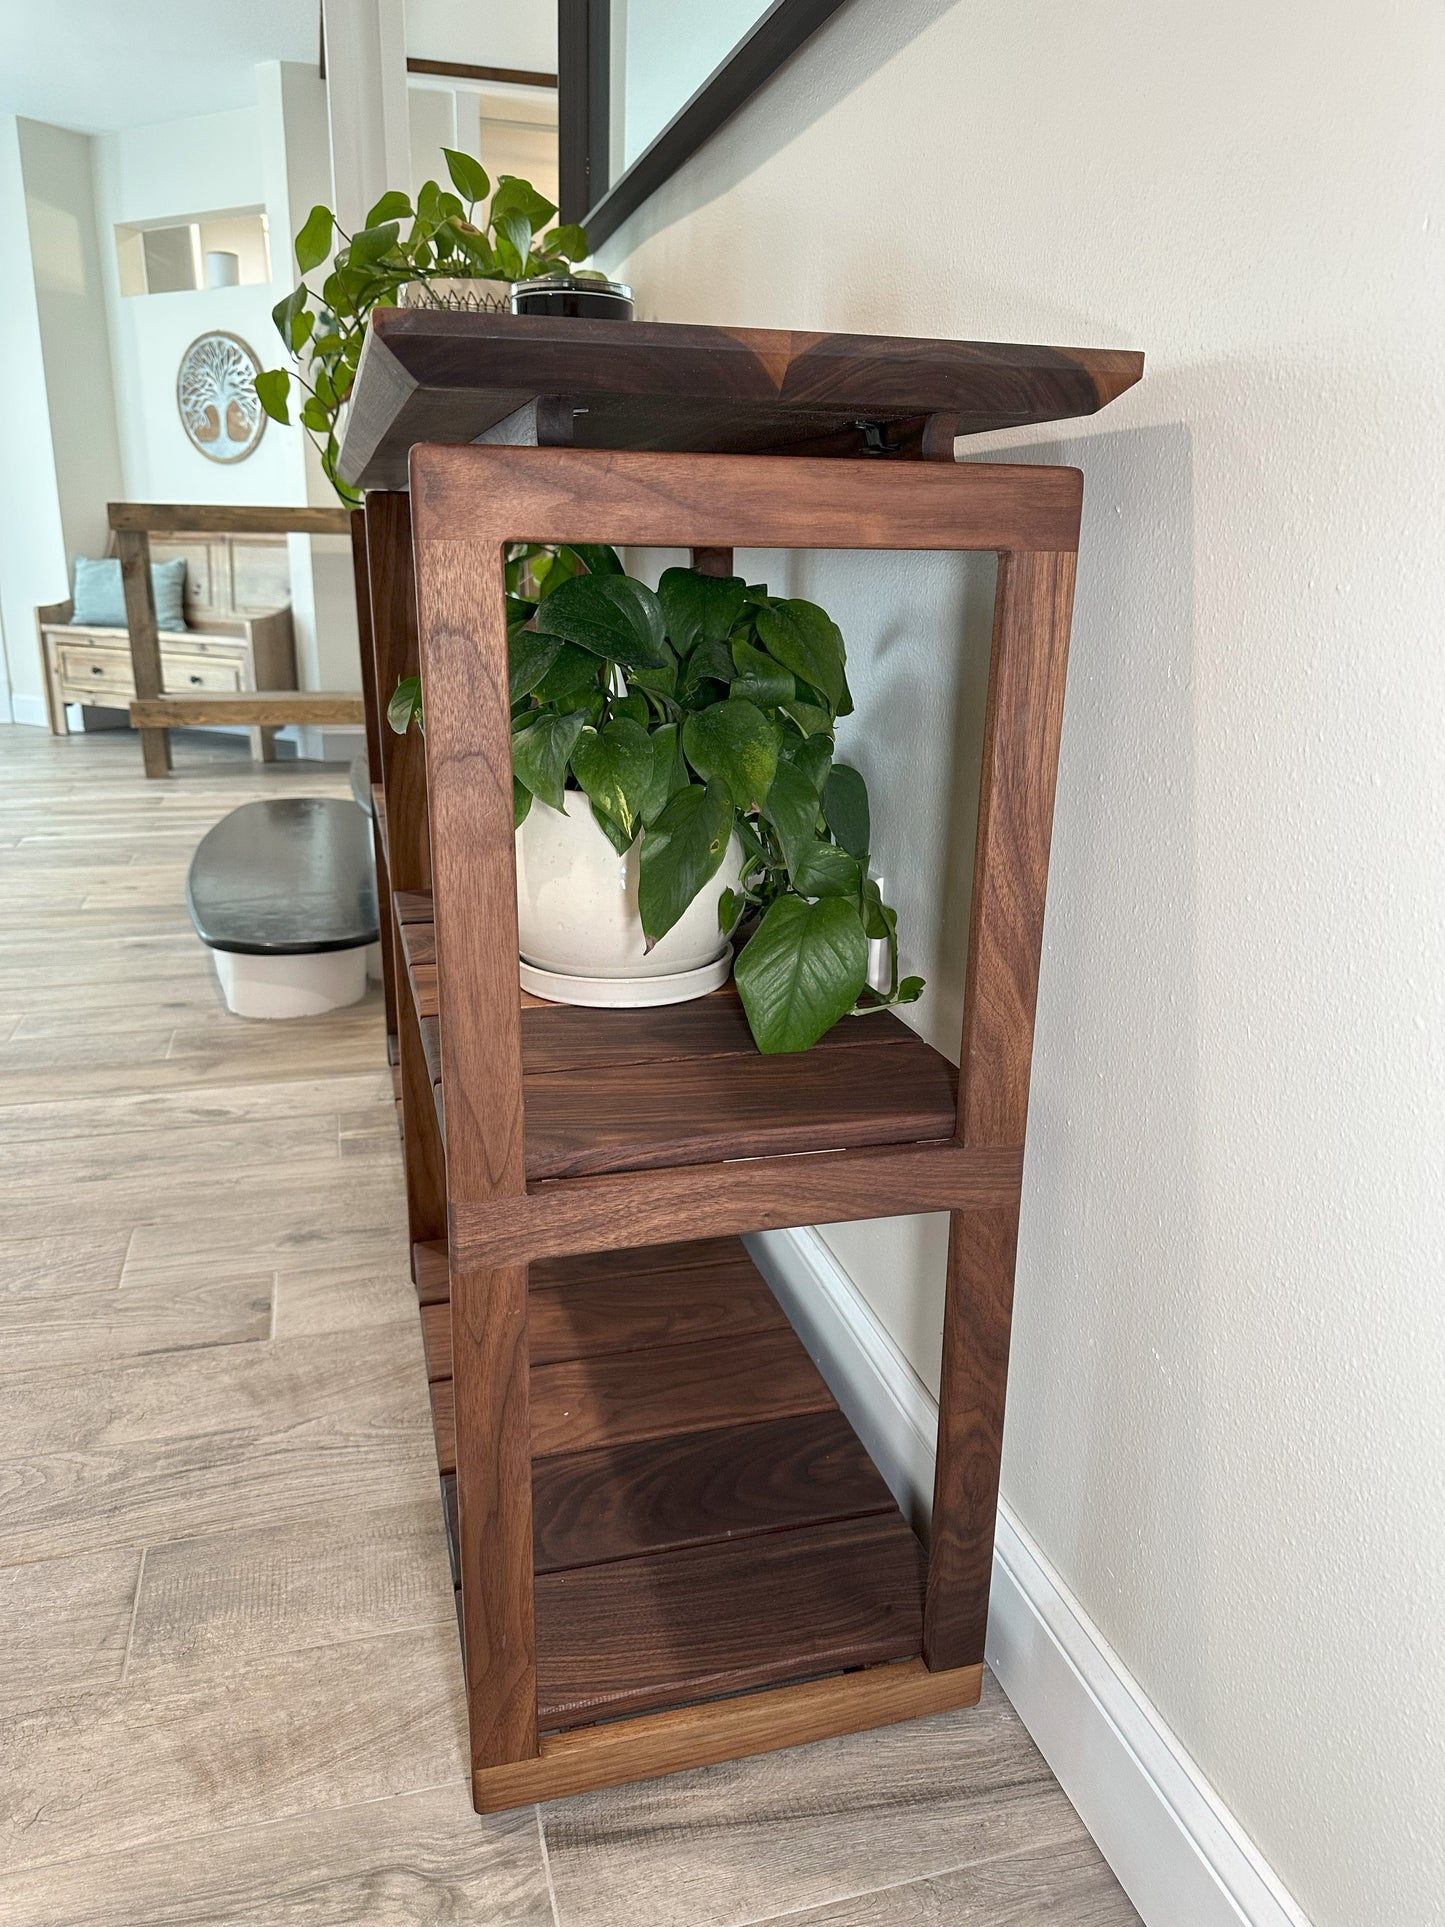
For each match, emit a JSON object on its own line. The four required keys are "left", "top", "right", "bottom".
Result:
{"left": 176, "top": 331, "right": 267, "bottom": 463}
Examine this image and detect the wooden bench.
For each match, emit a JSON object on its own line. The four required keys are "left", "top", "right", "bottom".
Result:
{"left": 108, "top": 501, "right": 362, "bottom": 776}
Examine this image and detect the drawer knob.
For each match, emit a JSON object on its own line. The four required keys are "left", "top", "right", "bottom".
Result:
{"left": 91, "top": 664, "right": 103, "bottom": 675}
{"left": 189, "top": 674, "right": 203, "bottom": 685}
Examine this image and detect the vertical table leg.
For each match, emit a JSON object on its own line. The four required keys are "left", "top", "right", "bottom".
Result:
{"left": 926, "top": 547, "right": 1079, "bottom": 1671}
{"left": 118, "top": 527, "right": 170, "bottom": 777}
{"left": 411, "top": 508, "right": 538, "bottom": 1789}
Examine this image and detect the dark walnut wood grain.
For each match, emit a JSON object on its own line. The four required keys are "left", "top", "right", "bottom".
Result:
{"left": 405, "top": 444, "right": 1096, "bottom": 1790}
{"left": 450, "top": 1139, "right": 1023, "bottom": 1270}
{"left": 420, "top": 1245, "right": 788, "bottom": 1379}
{"left": 534, "top": 1515, "right": 928, "bottom": 1728}
{"left": 412, "top": 1238, "right": 449, "bottom": 1304}
{"left": 430, "top": 1324, "right": 836, "bottom": 1471}
{"left": 472, "top": 1659, "right": 982, "bottom": 1813}
{"left": 925, "top": 548, "right": 1079, "bottom": 1673}
{"left": 340, "top": 311, "right": 1143, "bottom": 489}
{"left": 393, "top": 921, "right": 957, "bottom": 1180}
{"left": 523, "top": 1030, "right": 955, "bottom": 1177}
{"left": 413, "top": 445, "right": 1084, "bottom": 557}
{"left": 531, "top": 1410, "right": 896, "bottom": 1573}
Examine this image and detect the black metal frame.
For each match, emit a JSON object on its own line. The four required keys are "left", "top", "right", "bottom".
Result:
{"left": 559, "top": 0, "right": 852, "bottom": 245}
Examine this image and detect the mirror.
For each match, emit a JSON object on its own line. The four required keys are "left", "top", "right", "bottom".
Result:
{"left": 560, "top": 0, "right": 850, "bottom": 247}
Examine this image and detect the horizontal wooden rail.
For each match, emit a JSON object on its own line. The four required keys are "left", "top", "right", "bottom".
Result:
{"left": 108, "top": 503, "right": 353, "bottom": 537}
{"left": 130, "top": 691, "right": 364, "bottom": 727}
{"left": 472, "top": 1658, "right": 983, "bottom": 1812}
{"left": 449, "top": 1140, "right": 1024, "bottom": 1269}
{"left": 412, "top": 447, "right": 1085, "bottom": 556}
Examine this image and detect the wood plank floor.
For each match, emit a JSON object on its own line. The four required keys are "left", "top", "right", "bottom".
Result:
{"left": 0, "top": 724, "right": 1138, "bottom": 1927}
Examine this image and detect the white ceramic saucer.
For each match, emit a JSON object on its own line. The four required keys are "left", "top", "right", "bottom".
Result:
{"left": 519, "top": 947, "right": 733, "bottom": 1008}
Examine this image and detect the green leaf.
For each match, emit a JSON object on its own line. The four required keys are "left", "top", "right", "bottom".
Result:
{"left": 779, "top": 730, "right": 832, "bottom": 794}
{"left": 896, "top": 976, "right": 924, "bottom": 1004}
{"left": 271, "top": 283, "right": 305, "bottom": 342}
{"left": 514, "top": 778, "right": 533, "bottom": 828}
{"left": 295, "top": 204, "right": 334, "bottom": 274}
{"left": 792, "top": 841, "right": 862, "bottom": 899}
{"left": 631, "top": 657, "right": 679, "bottom": 700}
{"left": 532, "top": 641, "right": 602, "bottom": 706}
{"left": 762, "top": 760, "right": 823, "bottom": 876}
{"left": 638, "top": 780, "right": 734, "bottom": 942}
{"left": 506, "top": 595, "right": 538, "bottom": 630}
{"left": 639, "top": 722, "right": 686, "bottom": 826}
{"left": 782, "top": 700, "right": 834, "bottom": 739}
{"left": 252, "top": 367, "right": 291, "bottom": 425}
{"left": 754, "top": 599, "right": 846, "bottom": 709}
{"left": 860, "top": 876, "right": 894, "bottom": 941}
{"left": 658, "top": 569, "right": 746, "bottom": 657}
{"left": 544, "top": 221, "right": 589, "bottom": 260}
{"left": 493, "top": 226, "right": 523, "bottom": 280}
{"left": 718, "top": 887, "right": 739, "bottom": 935}
{"left": 365, "top": 189, "right": 414, "bottom": 225}
{"left": 495, "top": 211, "right": 533, "bottom": 269}
{"left": 346, "top": 220, "right": 400, "bottom": 266}
{"left": 612, "top": 690, "right": 650, "bottom": 728}
{"left": 288, "top": 306, "right": 314, "bottom": 351}
{"left": 572, "top": 718, "right": 655, "bottom": 843}
{"left": 734, "top": 896, "right": 869, "bottom": 1053}
{"left": 299, "top": 396, "right": 331, "bottom": 433}
{"left": 508, "top": 629, "right": 562, "bottom": 700}
{"left": 677, "top": 637, "right": 736, "bottom": 707}
{"left": 822, "top": 763, "right": 870, "bottom": 859}
{"left": 682, "top": 698, "right": 778, "bottom": 809}
{"left": 443, "top": 147, "right": 491, "bottom": 204}
{"left": 590, "top": 806, "right": 633, "bottom": 855}
{"left": 387, "top": 675, "right": 421, "bottom": 734}
{"left": 490, "top": 175, "right": 557, "bottom": 228}
{"left": 566, "top": 543, "right": 623, "bottom": 576}
{"left": 534, "top": 574, "right": 671, "bottom": 670}
{"left": 511, "top": 710, "right": 586, "bottom": 812}
{"left": 730, "top": 638, "right": 794, "bottom": 709}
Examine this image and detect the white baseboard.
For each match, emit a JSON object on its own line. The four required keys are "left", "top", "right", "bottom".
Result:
{"left": 743, "top": 1227, "right": 1311, "bottom": 1927}
{"left": 8, "top": 692, "right": 50, "bottom": 727}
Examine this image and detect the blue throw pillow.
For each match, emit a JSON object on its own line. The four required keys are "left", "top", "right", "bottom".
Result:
{"left": 71, "top": 556, "right": 188, "bottom": 631}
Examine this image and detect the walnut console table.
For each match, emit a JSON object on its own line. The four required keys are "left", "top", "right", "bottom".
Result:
{"left": 342, "top": 313, "right": 1142, "bottom": 1811}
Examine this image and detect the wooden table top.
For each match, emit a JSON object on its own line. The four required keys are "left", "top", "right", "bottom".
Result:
{"left": 338, "top": 311, "right": 1143, "bottom": 490}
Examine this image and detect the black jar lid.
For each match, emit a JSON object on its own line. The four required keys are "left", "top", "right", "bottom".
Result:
{"left": 510, "top": 274, "right": 634, "bottom": 319}
{"left": 512, "top": 273, "right": 632, "bottom": 303}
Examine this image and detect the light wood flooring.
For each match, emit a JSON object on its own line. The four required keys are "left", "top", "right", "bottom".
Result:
{"left": 0, "top": 723, "right": 1139, "bottom": 1927}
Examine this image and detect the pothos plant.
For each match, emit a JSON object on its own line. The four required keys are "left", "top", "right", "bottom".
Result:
{"left": 390, "top": 547, "right": 922, "bottom": 1054}
{"left": 254, "top": 149, "right": 593, "bottom": 506}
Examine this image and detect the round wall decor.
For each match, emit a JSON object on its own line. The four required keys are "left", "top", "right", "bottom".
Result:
{"left": 176, "top": 331, "right": 266, "bottom": 463}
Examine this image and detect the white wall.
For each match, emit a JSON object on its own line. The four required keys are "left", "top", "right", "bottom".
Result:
{"left": 0, "top": 115, "right": 123, "bottom": 716}
{"left": 0, "top": 119, "right": 64, "bottom": 715}
{"left": 93, "top": 105, "right": 302, "bottom": 509}
{"left": 601, "top": 2, "right": 1445, "bottom": 1923}
{"left": 404, "top": 0, "right": 555, "bottom": 74}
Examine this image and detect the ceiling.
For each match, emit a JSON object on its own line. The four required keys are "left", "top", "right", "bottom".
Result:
{"left": 0, "top": 0, "right": 318, "bottom": 133}
{"left": 0, "top": 0, "right": 558, "bottom": 137}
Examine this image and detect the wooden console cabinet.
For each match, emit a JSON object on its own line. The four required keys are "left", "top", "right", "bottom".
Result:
{"left": 345, "top": 312, "right": 1143, "bottom": 1812}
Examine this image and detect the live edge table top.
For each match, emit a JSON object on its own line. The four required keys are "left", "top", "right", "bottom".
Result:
{"left": 338, "top": 310, "right": 1144, "bottom": 491}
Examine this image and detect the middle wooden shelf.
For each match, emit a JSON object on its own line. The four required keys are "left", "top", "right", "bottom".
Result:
{"left": 395, "top": 893, "right": 959, "bottom": 1177}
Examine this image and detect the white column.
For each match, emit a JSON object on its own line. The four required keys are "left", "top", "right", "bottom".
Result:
{"left": 322, "top": 0, "right": 411, "bottom": 234}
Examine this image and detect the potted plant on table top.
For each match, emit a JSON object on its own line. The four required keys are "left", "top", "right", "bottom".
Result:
{"left": 389, "top": 547, "right": 923, "bottom": 1054}
{"left": 255, "top": 149, "right": 595, "bottom": 506}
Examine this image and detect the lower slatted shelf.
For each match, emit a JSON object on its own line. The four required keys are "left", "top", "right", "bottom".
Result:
{"left": 422, "top": 1233, "right": 931, "bottom": 1732}
{"left": 535, "top": 1514, "right": 927, "bottom": 1728}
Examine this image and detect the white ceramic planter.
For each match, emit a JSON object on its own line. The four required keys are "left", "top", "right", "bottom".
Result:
{"left": 516, "top": 792, "right": 743, "bottom": 1006}
{"left": 398, "top": 277, "right": 513, "bottom": 314}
